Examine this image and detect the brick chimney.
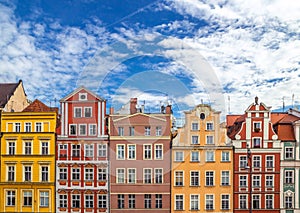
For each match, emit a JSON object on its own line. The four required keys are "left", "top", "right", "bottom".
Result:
{"left": 130, "top": 98, "right": 137, "bottom": 114}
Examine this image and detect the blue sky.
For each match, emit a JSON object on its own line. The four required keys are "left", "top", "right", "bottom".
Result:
{"left": 1, "top": 0, "right": 300, "bottom": 119}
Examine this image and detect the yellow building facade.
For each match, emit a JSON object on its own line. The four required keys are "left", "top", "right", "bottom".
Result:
{"left": 172, "top": 104, "right": 233, "bottom": 213}
{"left": 0, "top": 100, "right": 56, "bottom": 212}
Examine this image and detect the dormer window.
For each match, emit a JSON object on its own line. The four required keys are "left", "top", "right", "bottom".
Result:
{"left": 79, "top": 93, "right": 87, "bottom": 101}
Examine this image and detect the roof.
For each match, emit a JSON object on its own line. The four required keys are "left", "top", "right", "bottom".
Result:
{"left": 226, "top": 114, "right": 245, "bottom": 140}
{"left": 60, "top": 86, "right": 104, "bottom": 102}
{"left": 0, "top": 80, "right": 22, "bottom": 108}
{"left": 23, "top": 99, "right": 56, "bottom": 112}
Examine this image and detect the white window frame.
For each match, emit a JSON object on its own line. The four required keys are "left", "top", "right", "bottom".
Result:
{"left": 72, "top": 168, "right": 80, "bottom": 180}
{"left": 253, "top": 137, "right": 261, "bottom": 148}
{"left": 40, "top": 141, "right": 49, "bottom": 155}
{"left": 285, "top": 147, "right": 294, "bottom": 159}
{"left": 85, "top": 168, "right": 94, "bottom": 181}
{"left": 205, "top": 171, "right": 214, "bottom": 186}
{"left": 98, "top": 144, "right": 107, "bottom": 157}
{"left": 205, "top": 194, "right": 214, "bottom": 210}
{"left": 98, "top": 168, "right": 107, "bottom": 181}
{"left": 14, "top": 123, "right": 21, "bottom": 132}
{"left": 206, "top": 122, "right": 214, "bottom": 130}
{"left": 206, "top": 150, "right": 215, "bottom": 162}
{"left": 253, "top": 122, "right": 261, "bottom": 131}
{"left": 156, "top": 126, "right": 162, "bottom": 136}
{"left": 39, "top": 191, "right": 49, "bottom": 207}
{"left": 175, "top": 151, "right": 184, "bottom": 162}
{"left": 98, "top": 194, "right": 107, "bottom": 208}
{"left": 285, "top": 170, "right": 294, "bottom": 184}
{"left": 85, "top": 144, "right": 94, "bottom": 157}
{"left": 23, "top": 190, "right": 33, "bottom": 206}
{"left": 59, "top": 194, "right": 67, "bottom": 208}
{"left": 190, "top": 171, "right": 199, "bottom": 186}
{"left": 266, "top": 194, "right": 273, "bottom": 209}
{"left": 221, "top": 151, "right": 230, "bottom": 162}
{"left": 252, "top": 175, "right": 261, "bottom": 188}
{"left": 239, "top": 194, "right": 248, "bottom": 209}
{"left": 25, "top": 122, "right": 32, "bottom": 132}
{"left": 190, "top": 151, "right": 199, "bottom": 162}
{"left": 23, "top": 165, "right": 32, "bottom": 182}
{"left": 191, "top": 135, "right": 199, "bottom": 144}
{"left": 79, "top": 92, "right": 87, "bottom": 101}
{"left": 84, "top": 107, "right": 92, "bottom": 117}
{"left": 117, "top": 144, "right": 125, "bottom": 160}
{"left": 145, "top": 126, "right": 151, "bottom": 136}
{"left": 266, "top": 175, "right": 274, "bottom": 188}
{"left": 221, "top": 171, "right": 230, "bottom": 186}
{"left": 191, "top": 122, "right": 198, "bottom": 131}
{"left": 266, "top": 155, "right": 274, "bottom": 168}
{"left": 79, "top": 124, "right": 87, "bottom": 136}
{"left": 7, "top": 141, "right": 15, "bottom": 155}
{"left": 143, "top": 144, "right": 152, "bottom": 160}
{"left": 175, "top": 194, "right": 184, "bottom": 210}
{"left": 35, "top": 122, "right": 43, "bottom": 132}
{"left": 41, "top": 165, "right": 49, "bottom": 182}
{"left": 7, "top": 165, "right": 15, "bottom": 181}
{"left": 190, "top": 194, "right": 199, "bottom": 210}
{"left": 206, "top": 135, "right": 214, "bottom": 144}
{"left": 175, "top": 171, "right": 184, "bottom": 186}
{"left": 155, "top": 144, "right": 163, "bottom": 160}
{"left": 116, "top": 168, "right": 125, "bottom": 183}
{"left": 253, "top": 156, "right": 261, "bottom": 169}
{"left": 89, "top": 124, "right": 97, "bottom": 136}
{"left": 85, "top": 194, "right": 94, "bottom": 208}
{"left": 72, "top": 194, "right": 80, "bottom": 208}
{"left": 74, "top": 107, "right": 82, "bottom": 118}
{"left": 239, "top": 175, "right": 247, "bottom": 187}
{"left": 143, "top": 168, "right": 152, "bottom": 184}
{"left": 6, "top": 190, "right": 16, "bottom": 206}
{"left": 23, "top": 141, "right": 32, "bottom": 155}
{"left": 252, "top": 194, "right": 261, "bottom": 209}
{"left": 154, "top": 168, "right": 163, "bottom": 184}
{"left": 127, "top": 168, "right": 136, "bottom": 184}
{"left": 127, "top": 144, "right": 136, "bottom": 160}
{"left": 59, "top": 167, "right": 67, "bottom": 180}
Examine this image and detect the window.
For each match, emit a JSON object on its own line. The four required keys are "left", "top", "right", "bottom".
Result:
{"left": 175, "top": 171, "right": 184, "bottom": 186}
{"left": 72, "top": 194, "right": 80, "bottom": 208}
{"left": 118, "top": 194, "right": 124, "bottom": 209}
{"left": 59, "top": 168, "right": 67, "bottom": 180}
{"left": 84, "top": 107, "right": 92, "bottom": 117}
{"left": 14, "top": 123, "right": 21, "bottom": 132}
{"left": 221, "top": 194, "right": 230, "bottom": 210}
{"left": 253, "top": 156, "right": 261, "bottom": 168}
{"left": 8, "top": 141, "right": 15, "bottom": 155}
{"left": 191, "top": 135, "right": 199, "bottom": 144}
{"left": 98, "top": 144, "right": 107, "bottom": 157}
{"left": 40, "top": 191, "right": 49, "bottom": 207}
{"left": 128, "top": 168, "right": 136, "bottom": 183}
{"left": 35, "top": 122, "right": 42, "bottom": 132}
{"left": 72, "top": 168, "right": 80, "bottom": 180}
{"left": 24, "top": 141, "right": 32, "bottom": 155}
{"left": 155, "top": 168, "right": 163, "bottom": 184}
{"left": 285, "top": 194, "right": 293, "bottom": 209}
{"left": 117, "top": 168, "right": 125, "bottom": 183}
{"left": 25, "top": 122, "right": 31, "bottom": 132}
{"left": 285, "top": 170, "right": 294, "bottom": 184}
{"left": 7, "top": 165, "right": 15, "bottom": 181}
{"left": 253, "top": 175, "right": 261, "bottom": 188}
{"left": 128, "top": 194, "right": 135, "bottom": 208}
{"left": 285, "top": 147, "right": 294, "bottom": 159}
{"left": 266, "top": 156, "right": 274, "bottom": 168}
{"left": 190, "top": 194, "right": 199, "bottom": 210}
{"left": 129, "top": 127, "right": 134, "bottom": 136}
{"left": 205, "top": 194, "right": 214, "bottom": 210}
{"left": 206, "top": 171, "right": 214, "bottom": 186}
{"left": 128, "top": 144, "right": 136, "bottom": 159}
{"left": 118, "top": 127, "right": 124, "bottom": 136}
{"left": 222, "top": 151, "right": 230, "bottom": 162}
{"left": 85, "top": 168, "right": 94, "bottom": 181}
{"left": 253, "top": 122, "right": 261, "bottom": 131}
{"left": 191, "top": 151, "right": 199, "bottom": 162}
{"left": 59, "top": 194, "right": 67, "bottom": 208}
{"left": 74, "top": 107, "right": 82, "bottom": 118}
{"left": 155, "top": 144, "right": 163, "bottom": 159}
{"left": 59, "top": 144, "right": 67, "bottom": 157}
{"left": 156, "top": 194, "right": 162, "bottom": 208}
{"left": 221, "top": 171, "right": 230, "bottom": 186}
{"left": 98, "top": 168, "right": 107, "bottom": 181}
{"left": 79, "top": 124, "right": 87, "bottom": 135}
{"left": 79, "top": 93, "right": 87, "bottom": 100}
{"left": 206, "top": 135, "right": 214, "bottom": 144}
{"left": 89, "top": 124, "right": 96, "bottom": 135}
{"left": 266, "top": 195, "right": 273, "bottom": 209}
{"left": 190, "top": 171, "right": 199, "bottom": 186}
{"left": 253, "top": 195, "right": 260, "bottom": 209}
{"left": 72, "top": 144, "right": 80, "bottom": 157}
{"left": 117, "top": 145, "right": 125, "bottom": 160}
{"left": 145, "top": 126, "right": 151, "bottom": 136}
{"left": 266, "top": 175, "right": 273, "bottom": 188}
{"left": 69, "top": 124, "right": 77, "bottom": 135}
{"left": 239, "top": 195, "right": 247, "bottom": 209}
{"left": 240, "top": 156, "right": 247, "bottom": 168}
{"left": 23, "top": 191, "right": 32, "bottom": 206}
{"left": 253, "top": 138, "right": 261, "bottom": 148}
{"left": 206, "top": 151, "right": 215, "bottom": 162}
{"left": 98, "top": 195, "right": 107, "bottom": 208}
{"left": 24, "top": 166, "right": 31, "bottom": 181}
{"left": 85, "top": 144, "right": 94, "bottom": 157}
{"left": 206, "top": 122, "right": 214, "bottom": 130}
{"left": 85, "top": 195, "right": 93, "bottom": 208}
{"left": 144, "top": 168, "right": 152, "bottom": 184}
{"left": 175, "top": 151, "right": 184, "bottom": 162}
{"left": 192, "top": 123, "right": 198, "bottom": 130}
{"left": 41, "top": 166, "right": 49, "bottom": 182}
{"left": 239, "top": 175, "right": 247, "bottom": 187}
{"left": 144, "top": 145, "right": 152, "bottom": 159}
{"left": 156, "top": 126, "right": 162, "bottom": 136}
{"left": 144, "top": 194, "right": 151, "bottom": 208}
{"left": 6, "top": 190, "right": 15, "bottom": 206}
{"left": 175, "top": 195, "right": 184, "bottom": 210}
{"left": 41, "top": 142, "right": 48, "bottom": 155}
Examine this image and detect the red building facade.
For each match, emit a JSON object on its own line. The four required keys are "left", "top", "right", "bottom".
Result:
{"left": 56, "top": 87, "right": 109, "bottom": 213}
{"left": 109, "top": 98, "right": 173, "bottom": 212}
{"left": 227, "top": 97, "right": 281, "bottom": 212}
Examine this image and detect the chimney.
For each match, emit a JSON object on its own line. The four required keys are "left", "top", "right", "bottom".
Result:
{"left": 130, "top": 98, "right": 137, "bottom": 114}
{"left": 110, "top": 107, "right": 114, "bottom": 115}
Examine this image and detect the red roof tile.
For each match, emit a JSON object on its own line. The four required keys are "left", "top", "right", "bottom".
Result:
{"left": 23, "top": 99, "right": 54, "bottom": 112}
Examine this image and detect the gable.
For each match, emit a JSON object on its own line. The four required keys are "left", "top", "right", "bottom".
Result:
{"left": 60, "top": 86, "right": 104, "bottom": 102}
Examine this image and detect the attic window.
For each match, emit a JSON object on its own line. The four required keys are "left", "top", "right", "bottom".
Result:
{"left": 79, "top": 93, "right": 87, "bottom": 101}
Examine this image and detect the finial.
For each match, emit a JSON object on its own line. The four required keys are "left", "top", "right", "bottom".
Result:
{"left": 255, "top": 96, "right": 258, "bottom": 105}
